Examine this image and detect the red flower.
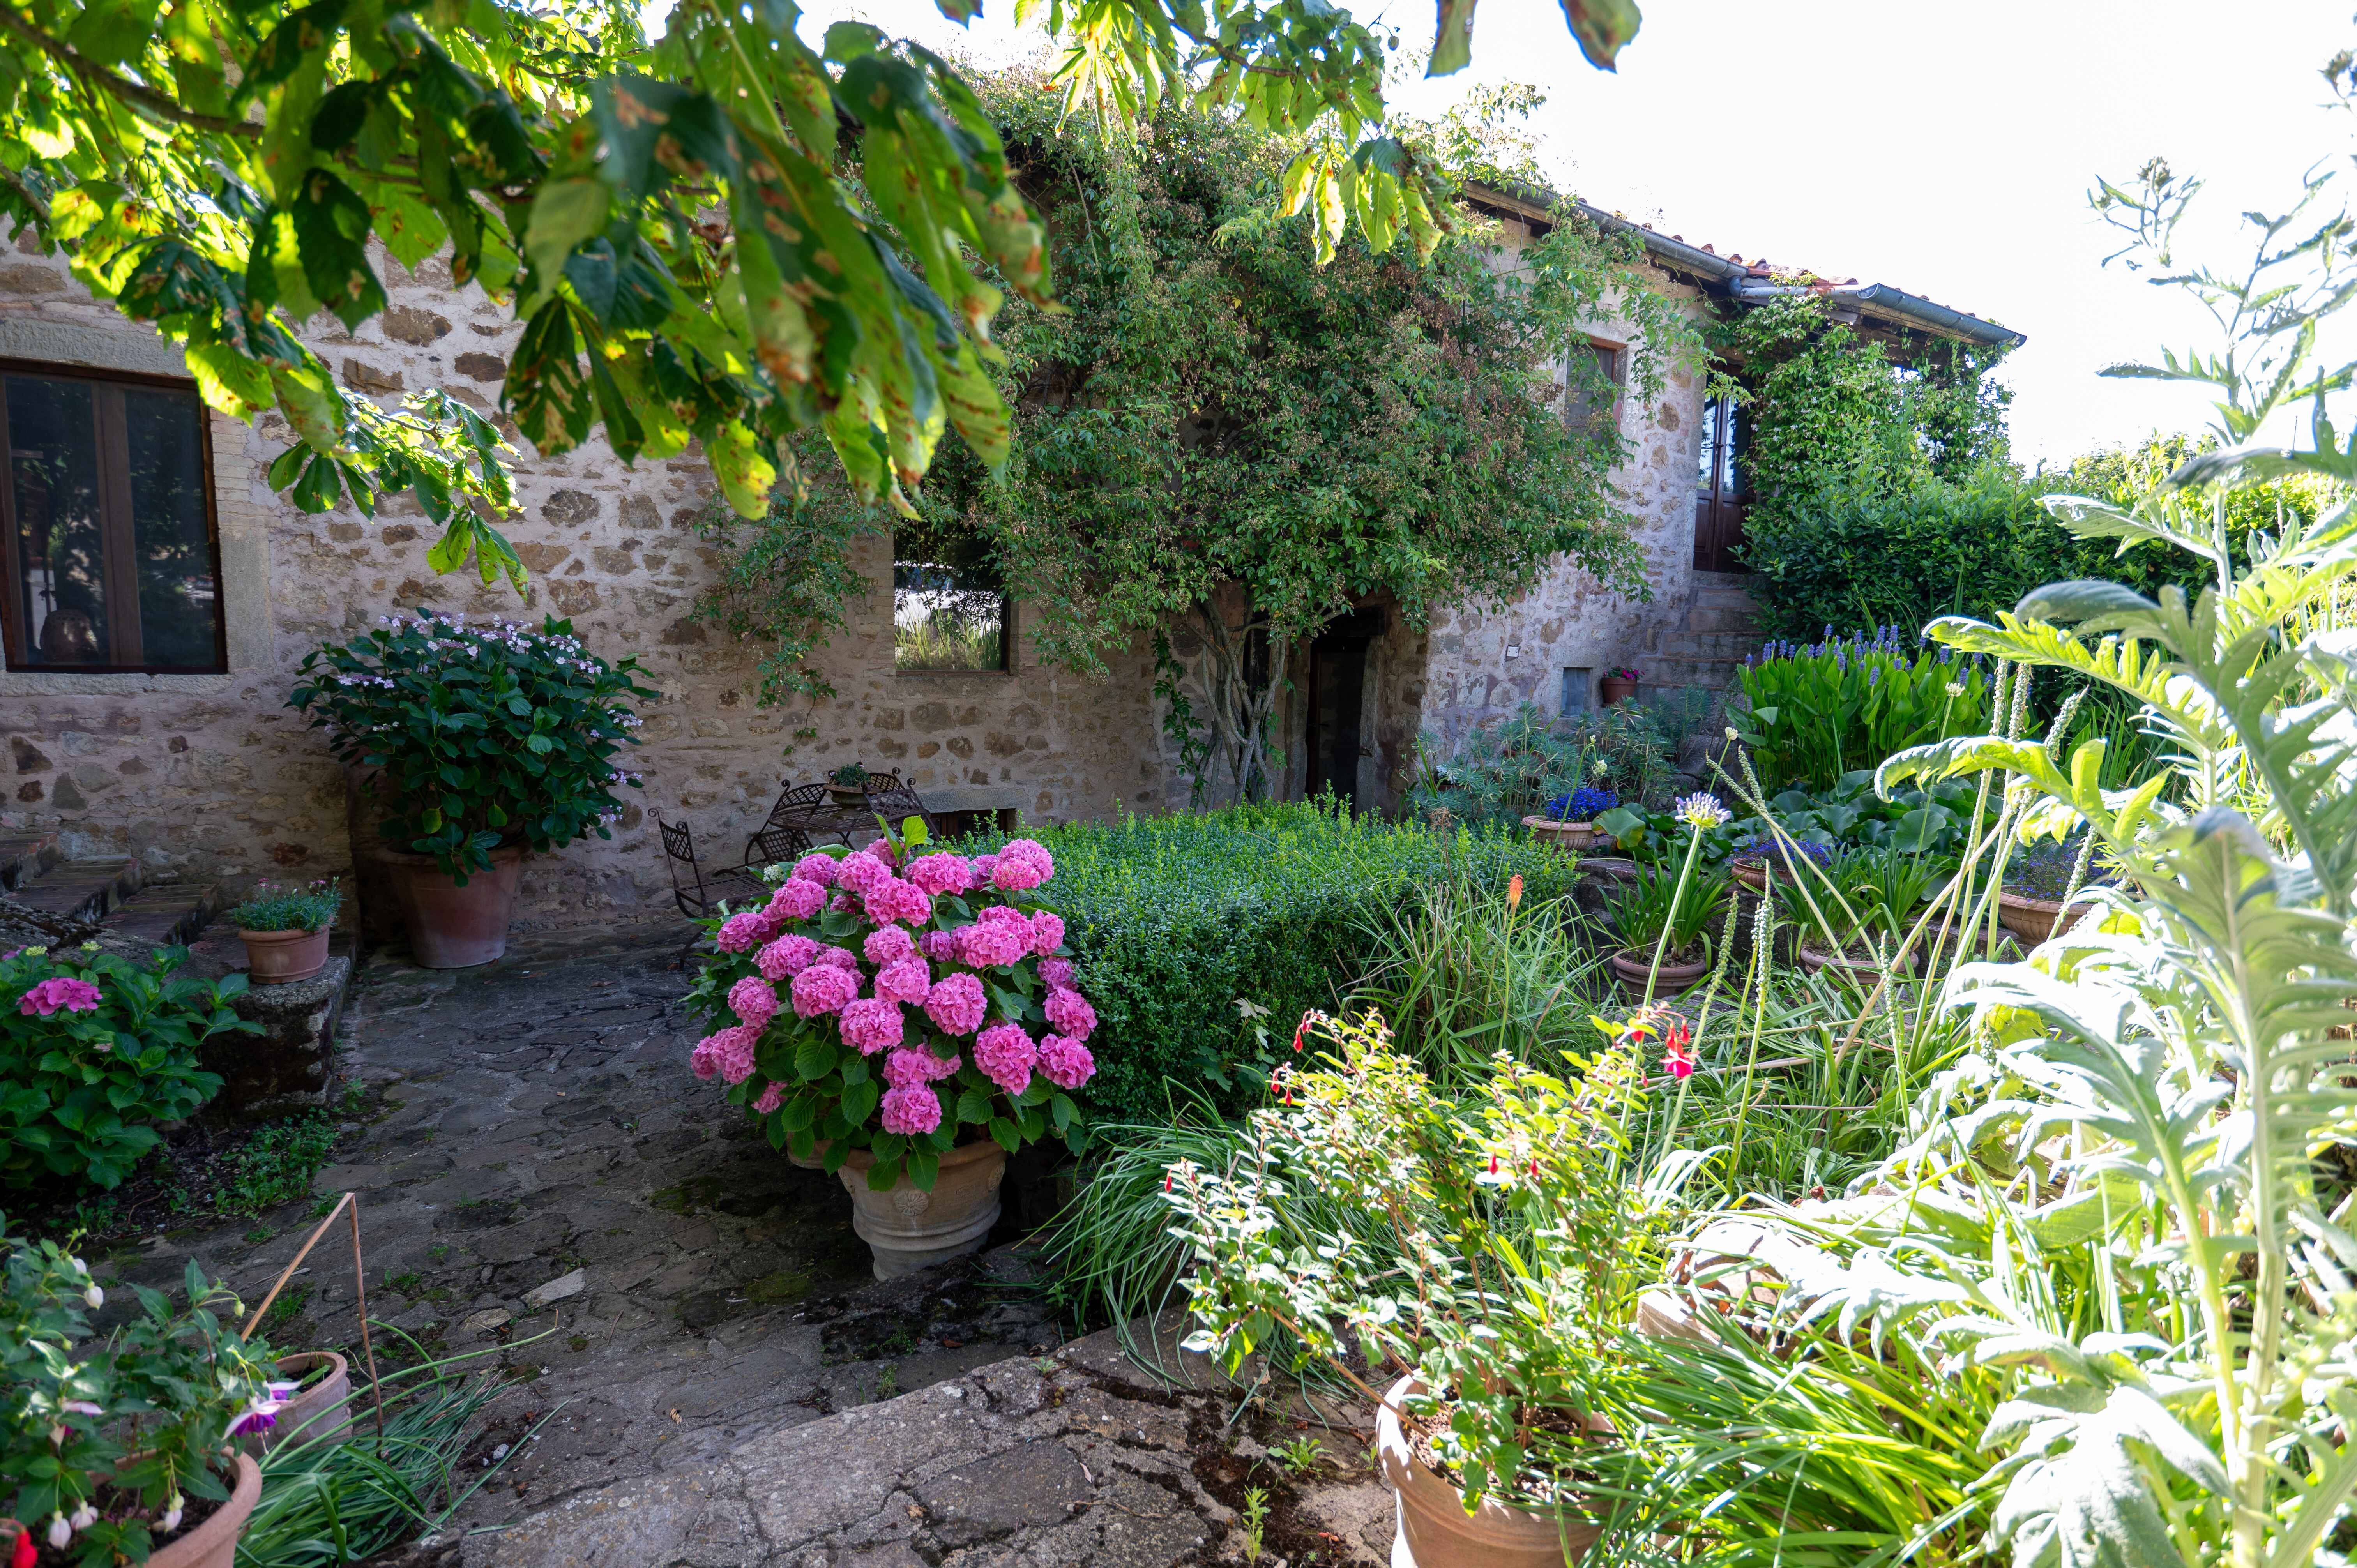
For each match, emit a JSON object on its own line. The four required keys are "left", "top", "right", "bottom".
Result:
{"left": 1663, "top": 1024, "right": 1696, "bottom": 1080}
{"left": 1487, "top": 1154, "right": 1498, "bottom": 1175}
{"left": 1507, "top": 874, "right": 1523, "bottom": 911}
{"left": 1291, "top": 1012, "right": 1311, "bottom": 1053}
{"left": 8, "top": 1521, "right": 34, "bottom": 1568}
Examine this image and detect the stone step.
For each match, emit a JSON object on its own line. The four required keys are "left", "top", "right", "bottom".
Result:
{"left": 14, "top": 857, "right": 144, "bottom": 925}
{"left": 0, "top": 831, "right": 60, "bottom": 893}
{"left": 1648, "top": 629, "right": 1763, "bottom": 662}
{"left": 1691, "top": 582, "right": 1762, "bottom": 612}
{"left": 1683, "top": 603, "right": 1760, "bottom": 635}
{"left": 102, "top": 882, "right": 220, "bottom": 950}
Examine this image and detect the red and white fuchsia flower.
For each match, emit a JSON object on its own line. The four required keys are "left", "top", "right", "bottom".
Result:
{"left": 688, "top": 835, "right": 1095, "bottom": 1185}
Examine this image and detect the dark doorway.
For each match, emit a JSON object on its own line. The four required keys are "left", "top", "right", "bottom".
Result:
{"left": 1306, "top": 607, "right": 1385, "bottom": 810}
{"left": 1693, "top": 394, "right": 1754, "bottom": 572}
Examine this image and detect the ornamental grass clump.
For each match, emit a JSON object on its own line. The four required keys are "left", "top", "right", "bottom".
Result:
{"left": 289, "top": 610, "right": 656, "bottom": 881}
{"left": 683, "top": 823, "right": 1095, "bottom": 1189}
{"left": 224, "top": 881, "right": 343, "bottom": 935}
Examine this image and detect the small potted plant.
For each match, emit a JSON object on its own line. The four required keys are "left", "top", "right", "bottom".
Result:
{"left": 224, "top": 881, "right": 341, "bottom": 986}
{"left": 1997, "top": 837, "right": 2109, "bottom": 948}
{"left": 1525, "top": 784, "right": 1617, "bottom": 853}
{"left": 825, "top": 763, "right": 872, "bottom": 808}
{"left": 682, "top": 821, "right": 1095, "bottom": 1278}
{"left": 291, "top": 610, "right": 656, "bottom": 969}
{"left": 1796, "top": 846, "right": 1936, "bottom": 982}
{"left": 1605, "top": 862, "right": 1728, "bottom": 995}
{"left": 1598, "top": 666, "right": 1640, "bottom": 706}
{"left": 1, "top": 1230, "right": 286, "bottom": 1568}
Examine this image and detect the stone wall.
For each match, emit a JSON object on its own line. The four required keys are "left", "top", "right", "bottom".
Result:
{"left": 0, "top": 234, "right": 1166, "bottom": 930}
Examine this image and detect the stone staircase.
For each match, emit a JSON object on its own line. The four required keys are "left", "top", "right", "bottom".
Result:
{"left": 0, "top": 831, "right": 220, "bottom": 950}
{"left": 1641, "top": 569, "right": 1767, "bottom": 703}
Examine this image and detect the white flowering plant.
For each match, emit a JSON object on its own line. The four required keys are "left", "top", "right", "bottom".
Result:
{"left": 1, "top": 1228, "right": 286, "bottom": 1566}
{"left": 290, "top": 610, "right": 657, "bottom": 881}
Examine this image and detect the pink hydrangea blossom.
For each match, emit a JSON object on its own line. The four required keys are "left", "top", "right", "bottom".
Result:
{"left": 790, "top": 964, "right": 859, "bottom": 1018}
{"left": 867, "top": 837, "right": 899, "bottom": 867}
{"left": 863, "top": 925, "right": 915, "bottom": 967}
{"left": 905, "top": 853, "right": 974, "bottom": 896}
{"left": 973, "top": 1022, "right": 1039, "bottom": 1097}
{"left": 815, "top": 945, "right": 860, "bottom": 971}
{"left": 833, "top": 853, "right": 891, "bottom": 897}
{"left": 1044, "top": 987, "right": 1097, "bottom": 1040}
{"left": 874, "top": 955, "right": 932, "bottom": 1005}
{"left": 758, "top": 934, "right": 822, "bottom": 981}
{"left": 714, "top": 1025, "right": 760, "bottom": 1084}
{"left": 752, "top": 1082, "right": 784, "bottom": 1114}
{"left": 880, "top": 1084, "right": 942, "bottom": 1136}
{"left": 1037, "top": 957, "right": 1074, "bottom": 989}
{"left": 882, "top": 1045, "right": 960, "bottom": 1088}
{"left": 790, "top": 853, "right": 840, "bottom": 887}
{"left": 991, "top": 839, "right": 1055, "bottom": 892}
{"left": 1029, "top": 910, "right": 1065, "bottom": 956}
{"left": 689, "top": 1036, "right": 723, "bottom": 1080}
{"left": 919, "top": 930, "right": 959, "bottom": 962}
{"left": 923, "top": 972, "right": 988, "bottom": 1036}
{"left": 973, "top": 854, "right": 998, "bottom": 885}
{"left": 1039, "top": 1033, "right": 1096, "bottom": 1091}
{"left": 17, "top": 977, "right": 102, "bottom": 1017}
{"left": 956, "top": 920, "right": 1031, "bottom": 969}
{"left": 839, "top": 998, "right": 905, "bottom": 1055}
{"left": 976, "top": 904, "right": 1028, "bottom": 926}
{"left": 865, "top": 877, "right": 933, "bottom": 927}
{"left": 728, "top": 975, "right": 779, "bottom": 1027}
{"left": 768, "top": 879, "right": 825, "bottom": 922}
{"left": 714, "top": 911, "right": 769, "bottom": 953}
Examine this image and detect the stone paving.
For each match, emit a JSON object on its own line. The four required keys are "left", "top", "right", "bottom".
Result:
{"left": 97, "top": 920, "right": 1065, "bottom": 1534}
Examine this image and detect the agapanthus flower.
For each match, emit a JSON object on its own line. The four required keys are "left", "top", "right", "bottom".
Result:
{"left": 768, "top": 878, "right": 825, "bottom": 922}
{"left": 874, "top": 955, "right": 932, "bottom": 1005}
{"left": 727, "top": 975, "right": 779, "bottom": 1027}
{"left": 714, "top": 1025, "right": 760, "bottom": 1084}
{"left": 18, "top": 976, "right": 102, "bottom": 1016}
{"left": 758, "top": 934, "right": 822, "bottom": 981}
{"left": 714, "top": 912, "right": 769, "bottom": 954}
{"left": 790, "top": 853, "right": 840, "bottom": 887}
{"left": 865, "top": 877, "right": 933, "bottom": 927}
{"left": 879, "top": 1084, "right": 942, "bottom": 1136}
{"left": 991, "top": 839, "right": 1055, "bottom": 891}
{"left": 905, "top": 853, "right": 974, "bottom": 897}
{"left": 924, "top": 973, "right": 988, "bottom": 1036}
{"left": 839, "top": 998, "right": 905, "bottom": 1055}
{"left": 833, "top": 853, "right": 891, "bottom": 897}
{"left": 956, "top": 920, "right": 1031, "bottom": 969}
{"left": 1028, "top": 910, "right": 1066, "bottom": 955}
{"left": 882, "top": 1045, "right": 960, "bottom": 1088}
{"left": 790, "top": 964, "right": 859, "bottom": 1018}
{"left": 1674, "top": 792, "right": 1730, "bottom": 831}
{"left": 1043, "top": 987, "right": 1097, "bottom": 1040}
{"left": 973, "top": 1022, "right": 1038, "bottom": 1096}
{"left": 1039, "top": 1033, "right": 1096, "bottom": 1091}
{"left": 1036, "top": 956, "right": 1074, "bottom": 989}
{"left": 751, "top": 1082, "right": 784, "bottom": 1114}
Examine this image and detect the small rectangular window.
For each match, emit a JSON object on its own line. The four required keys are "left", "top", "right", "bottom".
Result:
{"left": 1, "top": 364, "right": 223, "bottom": 672}
{"left": 1561, "top": 667, "right": 1592, "bottom": 717}
{"left": 894, "top": 535, "right": 1009, "bottom": 673}
{"left": 1565, "top": 338, "right": 1627, "bottom": 445}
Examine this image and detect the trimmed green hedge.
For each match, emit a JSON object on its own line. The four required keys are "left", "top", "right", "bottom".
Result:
{"left": 970, "top": 802, "right": 1580, "bottom": 1125}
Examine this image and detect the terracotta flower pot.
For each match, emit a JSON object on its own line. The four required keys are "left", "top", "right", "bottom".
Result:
{"left": 378, "top": 847, "right": 523, "bottom": 968}
{"left": 1797, "top": 940, "right": 1896, "bottom": 984}
{"left": 237, "top": 926, "right": 331, "bottom": 986}
{"left": 1598, "top": 677, "right": 1637, "bottom": 708}
{"left": 1730, "top": 856, "right": 1768, "bottom": 893}
{"left": 260, "top": 1351, "right": 353, "bottom": 1453}
{"left": 148, "top": 1452, "right": 260, "bottom": 1568}
{"left": 1610, "top": 947, "right": 1708, "bottom": 996}
{"left": 836, "top": 1140, "right": 1007, "bottom": 1280}
{"left": 1522, "top": 816, "right": 1597, "bottom": 853}
{"left": 1997, "top": 889, "right": 2097, "bottom": 948}
{"left": 1375, "top": 1376, "right": 1596, "bottom": 1568}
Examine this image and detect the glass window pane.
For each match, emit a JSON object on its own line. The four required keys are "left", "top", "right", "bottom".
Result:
{"left": 5, "top": 374, "right": 109, "bottom": 666}
{"left": 894, "top": 545, "right": 1006, "bottom": 673}
{"left": 1695, "top": 397, "right": 1720, "bottom": 491}
{"left": 123, "top": 386, "right": 219, "bottom": 669}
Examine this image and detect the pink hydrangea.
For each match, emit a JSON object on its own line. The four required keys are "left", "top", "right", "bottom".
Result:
{"left": 991, "top": 839, "right": 1055, "bottom": 892}
{"left": 758, "top": 934, "right": 822, "bottom": 981}
{"left": 728, "top": 975, "right": 779, "bottom": 1027}
{"left": 874, "top": 955, "right": 932, "bottom": 1005}
{"left": 976, "top": 904, "right": 1028, "bottom": 926}
{"left": 880, "top": 1084, "right": 942, "bottom": 1136}
{"left": 865, "top": 878, "right": 933, "bottom": 927}
{"left": 919, "top": 930, "right": 959, "bottom": 962}
{"left": 1029, "top": 910, "right": 1065, "bottom": 956}
{"left": 867, "top": 837, "right": 899, "bottom": 867}
{"left": 790, "top": 853, "right": 840, "bottom": 886}
{"left": 815, "top": 945, "right": 860, "bottom": 971}
{"left": 790, "top": 964, "right": 859, "bottom": 1018}
{"left": 973, "top": 854, "right": 998, "bottom": 885}
{"left": 1039, "top": 1033, "right": 1095, "bottom": 1091}
{"left": 882, "top": 1045, "right": 960, "bottom": 1088}
{"left": 714, "top": 1025, "right": 761, "bottom": 1084}
{"left": 752, "top": 1082, "right": 784, "bottom": 1114}
{"left": 956, "top": 920, "right": 1031, "bottom": 969}
{"left": 834, "top": 853, "right": 891, "bottom": 897}
{"left": 923, "top": 972, "right": 988, "bottom": 1036}
{"left": 1044, "top": 987, "right": 1097, "bottom": 1040}
{"left": 973, "top": 1022, "right": 1039, "bottom": 1097}
{"left": 689, "top": 1036, "right": 722, "bottom": 1080}
{"left": 863, "top": 925, "right": 915, "bottom": 967}
{"left": 17, "top": 977, "right": 102, "bottom": 1017}
{"left": 1037, "top": 956, "right": 1074, "bottom": 989}
{"left": 767, "top": 878, "right": 825, "bottom": 922}
{"left": 714, "top": 911, "right": 769, "bottom": 953}
{"left": 906, "top": 853, "right": 974, "bottom": 896}
{"left": 839, "top": 998, "right": 905, "bottom": 1055}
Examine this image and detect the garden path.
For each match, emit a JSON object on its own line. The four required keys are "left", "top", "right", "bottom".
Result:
{"left": 99, "top": 920, "right": 1063, "bottom": 1537}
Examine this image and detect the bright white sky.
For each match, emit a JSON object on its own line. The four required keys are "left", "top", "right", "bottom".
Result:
{"left": 689, "top": 0, "right": 2357, "bottom": 465}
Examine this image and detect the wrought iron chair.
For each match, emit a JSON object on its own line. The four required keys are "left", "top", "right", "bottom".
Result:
{"left": 862, "top": 782, "right": 937, "bottom": 841}
{"left": 657, "top": 817, "right": 769, "bottom": 965}
{"left": 743, "top": 820, "right": 816, "bottom": 870}
{"left": 754, "top": 781, "right": 845, "bottom": 846}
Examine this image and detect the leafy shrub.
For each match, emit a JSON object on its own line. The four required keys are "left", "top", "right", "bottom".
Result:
{"left": 226, "top": 879, "right": 342, "bottom": 934}
{"left": 965, "top": 802, "right": 1583, "bottom": 1122}
{"left": 0, "top": 947, "right": 251, "bottom": 1190}
{"left": 1412, "top": 703, "right": 1673, "bottom": 830}
{"left": 1732, "top": 626, "right": 1991, "bottom": 791}
{"left": 290, "top": 610, "right": 657, "bottom": 880}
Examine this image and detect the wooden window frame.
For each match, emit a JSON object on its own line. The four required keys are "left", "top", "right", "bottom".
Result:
{"left": 1567, "top": 335, "right": 1628, "bottom": 440}
{"left": 0, "top": 357, "right": 226, "bottom": 675}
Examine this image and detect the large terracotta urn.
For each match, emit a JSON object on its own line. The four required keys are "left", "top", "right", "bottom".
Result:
{"left": 148, "top": 1453, "right": 261, "bottom": 1568}
{"left": 378, "top": 846, "right": 523, "bottom": 968}
{"left": 1375, "top": 1376, "right": 1595, "bottom": 1568}
{"left": 836, "top": 1141, "right": 1007, "bottom": 1279}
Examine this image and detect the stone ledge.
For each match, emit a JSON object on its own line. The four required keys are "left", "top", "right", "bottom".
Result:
{"left": 198, "top": 955, "right": 351, "bottom": 1123}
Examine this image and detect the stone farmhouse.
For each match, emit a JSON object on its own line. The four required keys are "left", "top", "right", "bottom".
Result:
{"left": 0, "top": 184, "right": 2018, "bottom": 934}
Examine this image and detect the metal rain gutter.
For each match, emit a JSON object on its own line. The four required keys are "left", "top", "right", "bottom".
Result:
{"left": 1730, "top": 278, "right": 2025, "bottom": 350}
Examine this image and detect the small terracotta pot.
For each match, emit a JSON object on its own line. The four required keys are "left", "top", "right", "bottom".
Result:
{"left": 378, "top": 847, "right": 524, "bottom": 968}
{"left": 836, "top": 1140, "right": 1007, "bottom": 1280}
{"left": 1522, "top": 816, "right": 1597, "bottom": 853}
{"left": 260, "top": 1351, "right": 353, "bottom": 1453}
{"left": 1598, "top": 677, "right": 1637, "bottom": 708}
{"left": 237, "top": 926, "right": 331, "bottom": 986}
{"left": 1730, "top": 857, "right": 1768, "bottom": 893}
{"left": 148, "top": 1452, "right": 260, "bottom": 1568}
{"left": 1610, "top": 947, "right": 1708, "bottom": 996}
{"left": 1375, "top": 1376, "right": 1595, "bottom": 1568}
{"left": 1797, "top": 940, "right": 1896, "bottom": 983}
{"left": 1997, "top": 889, "right": 2097, "bottom": 948}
